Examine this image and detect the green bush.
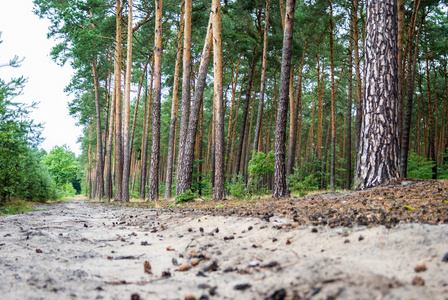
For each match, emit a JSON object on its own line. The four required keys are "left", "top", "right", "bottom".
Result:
{"left": 175, "top": 189, "right": 198, "bottom": 204}
{"left": 248, "top": 150, "right": 275, "bottom": 176}
{"left": 226, "top": 175, "right": 246, "bottom": 198}
{"left": 407, "top": 153, "right": 436, "bottom": 179}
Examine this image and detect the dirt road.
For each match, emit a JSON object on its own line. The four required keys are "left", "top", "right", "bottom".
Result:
{"left": 0, "top": 197, "right": 447, "bottom": 299}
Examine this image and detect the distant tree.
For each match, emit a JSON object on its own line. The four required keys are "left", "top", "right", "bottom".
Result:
{"left": 43, "top": 145, "right": 79, "bottom": 187}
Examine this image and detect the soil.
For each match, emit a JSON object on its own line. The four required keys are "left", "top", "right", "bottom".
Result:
{"left": 1, "top": 179, "right": 447, "bottom": 300}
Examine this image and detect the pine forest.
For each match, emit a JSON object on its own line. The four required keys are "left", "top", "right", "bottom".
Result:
{"left": 30, "top": 0, "right": 448, "bottom": 202}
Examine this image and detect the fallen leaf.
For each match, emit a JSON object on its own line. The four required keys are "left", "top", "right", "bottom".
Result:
{"left": 166, "top": 246, "right": 175, "bottom": 251}
{"left": 286, "top": 238, "right": 292, "bottom": 245}
{"left": 144, "top": 260, "right": 152, "bottom": 274}
{"left": 35, "top": 249, "right": 42, "bottom": 253}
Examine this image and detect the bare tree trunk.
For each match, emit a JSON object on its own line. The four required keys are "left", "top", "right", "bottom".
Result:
{"left": 234, "top": 54, "right": 257, "bottom": 177}
{"left": 114, "top": 0, "right": 123, "bottom": 201}
{"left": 122, "top": 0, "right": 133, "bottom": 202}
{"left": 346, "top": 37, "right": 353, "bottom": 189}
{"left": 355, "top": 0, "right": 399, "bottom": 189}
{"left": 329, "top": 0, "right": 336, "bottom": 191}
{"left": 353, "top": 0, "right": 363, "bottom": 180}
{"left": 148, "top": 0, "right": 163, "bottom": 201}
{"left": 212, "top": 0, "right": 225, "bottom": 200}
{"left": 140, "top": 69, "right": 154, "bottom": 199}
{"left": 176, "top": 0, "right": 192, "bottom": 184}
{"left": 273, "top": 0, "right": 295, "bottom": 198}
{"left": 400, "top": 11, "right": 423, "bottom": 177}
{"left": 176, "top": 13, "right": 213, "bottom": 195}
{"left": 287, "top": 38, "right": 307, "bottom": 178}
{"left": 164, "top": 1, "right": 185, "bottom": 199}
{"left": 254, "top": 0, "right": 270, "bottom": 153}
{"left": 105, "top": 81, "right": 115, "bottom": 200}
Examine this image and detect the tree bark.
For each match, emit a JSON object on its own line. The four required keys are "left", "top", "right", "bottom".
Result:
{"left": 176, "top": 0, "right": 192, "bottom": 182}
{"left": 91, "top": 58, "right": 104, "bottom": 201}
{"left": 273, "top": 0, "right": 295, "bottom": 198}
{"left": 122, "top": 0, "right": 133, "bottom": 202}
{"left": 212, "top": 0, "right": 225, "bottom": 200}
{"left": 148, "top": 0, "right": 163, "bottom": 201}
{"left": 114, "top": 0, "right": 123, "bottom": 202}
{"left": 346, "top": 35, "right": 353, "bottom": 189}
{"left": 164, "top": 1, "right": 185, "bottom": 199}
{"left": 329, "top": 0, "right": 336, "bottom": 192}
{"left": 234, "top": 53, "right": 257, "bottom": 177}
{"left": 400, "top": 12, "right": 423, "bottom": 177}
{"left": 253, "top": 0, "right": 270, "bottom": 153}
{"left": 355, "top": 0, "right": 399, "bottom": 190}
{"left": 176, "top": 13, "right": 213, "bottom": 195}
{"left": 140, "top": 68, "right": 154, "bottom": 199}
{"left": 353, "top": 0, "right": 363, "bottom": 180}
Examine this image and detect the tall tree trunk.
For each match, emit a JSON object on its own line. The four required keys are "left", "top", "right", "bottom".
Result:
{"left": 396, "top": 0, "right": 404, "bottom": 147}
{"left": 114, "top": 0, "right": 123, "bottom": 201}
{"left": 426, "top": 54, "right": 437, "bottom": 179}
{"left": 316, "top": 53, "right": 324, "bottom": 162}
{"left": 355, "top": 0, "right": 399, "bottom": 189}
{"left": 122, "top": 0, "right": 133, "bottom": 202}
{"left": 176, "top": 0, "right": 192, "bottom": 185}
{"left": 164, "top": 1, "right": 185, "bottom": 199}
{"left": 353, "top": 0, "right": 363, "bottom": 179}
{"left": 253, "top": 0, "right": 270, "bottom": 153}
{"left": 225, "top": 56, "right": 242, "bottom": 172}
{"left": 176, "top": 13, "right": 213, "bottom": 195}
{"left": 212, "top": 0, "right": 225, "bottom": 200}
{"left": 148, "top": 0, "right": 163, "bottom": 201}
{"left": 140, "top": 68, "right": 154, "bottom": 199}
{"left": 346, "top": 37, "right": 353, "bottom": 189}
{"left": 273, "top": 0, "right": 295, "bottom": 198}
{"left": 105, "top": 79, "right": 115, "bottom": 200}
{"left": 329, "top": 0, "right": 336, "bottom": 192}
{"left": 92, "top": 58, "right": 104, "bottom": 200}
{"left": 234, "top": 53, "right": 257, "bottom": 177}
{"left": 400, "top": 11, "right": 423, "bottom": 177}
{"left": 287, "top": 38, "right": 307, "bottom": 177}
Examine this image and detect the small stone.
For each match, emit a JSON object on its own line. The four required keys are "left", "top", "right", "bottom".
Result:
{"left": 199, "top": 227, "right": 204, "bottom": 233}
{"left": 172, "top": 258, "right": 179, "bottom": 266}
{"left": 224, "top": 236, "right": 234, "bottom": 241}
{"left": 272, "top": 238, "right": 278, "bottom": 242}
{"left": 248, "top": 226, "right": 253, "bottom": 231}
{"left": 344, "top": 239, "right": 350, "bottom": 244}
{"left": 107, "top": 256, "right": 113, "bottom": 260}
{"left": 442, "top": 252, "right": 448, "bottom": 262}
{"left": 131, "top": 293, "right": 141, "bottom": 300}
{"left": 191, "top": 258, "right": 200, "bottom": 267}
{"left": 233, "top": 283, "right": 251, "bottom": 291}
{"left": 140, "top": 241, "right": 150, "bottom": 246}
{"left": 161, "top": 270, "right": 171, "bottom": 277}
{"left": 311, "top": 228, "right": 318, "bottom": 233}
{"left": 286, "top": 238, "right": 292, "bottom": 245}
{"left": 178, "top": 263, "right": 190, "bottom": 272}
{"left": 35, "top": 249, "right": 42, "bottom": 253}
{"left": 414, "top": 263, "right": 427, "bottom": 273}
{"left": 266, "top": 288, "right": 287, "bottom": 300}
{"left": 358, "top": 235, "right": 364, "bottom": 241}
{"left": 412, "top": 276, "right": 425, "bottom": 286}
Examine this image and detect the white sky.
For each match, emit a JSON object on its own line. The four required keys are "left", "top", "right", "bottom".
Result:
{"left": 0, "top": 0, "right": 82, "bottom": 156}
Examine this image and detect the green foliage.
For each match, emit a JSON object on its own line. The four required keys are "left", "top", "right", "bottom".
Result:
{"left": 288, "top": 156, "right": 326, "bottom": 197}
{"left": 0, "top": 199, "right": 34, "bottom": 215}
{"left": 0, "top": 41, "right": 59, "bottom": 204}
{"left": 407, "top": 153, "right": 436, "bottom": 179}
{"left": 226, "top": 175, "right": 246, "bottom": 199}
{"left": 174, "top": 189, "right": 198, "bottom": 204}
{"left": 248, "top": 150, "right": 275, "bottom": 176}
{"left": 43, "top": 145, "right": 79, "bottom": 185}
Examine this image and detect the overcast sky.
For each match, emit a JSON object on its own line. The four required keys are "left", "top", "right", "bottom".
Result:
{"left": 0, "top": 0, "right": 82, "bottom": 156}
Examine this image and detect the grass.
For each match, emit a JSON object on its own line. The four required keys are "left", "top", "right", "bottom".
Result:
{"left": 0, "top": 199, "right": 35, "bottom": 215}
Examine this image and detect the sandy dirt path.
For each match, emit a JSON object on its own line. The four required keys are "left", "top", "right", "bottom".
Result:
{"left": 0, "top": 197, "right": 447, "bottom": 300}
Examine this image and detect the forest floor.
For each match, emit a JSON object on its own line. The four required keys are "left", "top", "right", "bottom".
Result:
{"left": 0, "top": 178, "right": 447, "bottom": 300}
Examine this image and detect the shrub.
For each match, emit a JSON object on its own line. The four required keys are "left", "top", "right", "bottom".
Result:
{"left": 407, "top": 153, "right": 436, "bottom": 179}
{"left": 175, "top": 189, "right": 198, "bottom": 204}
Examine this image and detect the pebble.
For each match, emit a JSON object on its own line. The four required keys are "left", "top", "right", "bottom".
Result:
{"left": 233, "top": 283, "right": 251, "bottom": 291}
{"left": 178, "top": 263, "right": 190, "bottom": 272}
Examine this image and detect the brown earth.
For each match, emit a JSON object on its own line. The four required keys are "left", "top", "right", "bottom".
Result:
{"left": 0, "top": 179, "right": 447, "bottom": 300}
